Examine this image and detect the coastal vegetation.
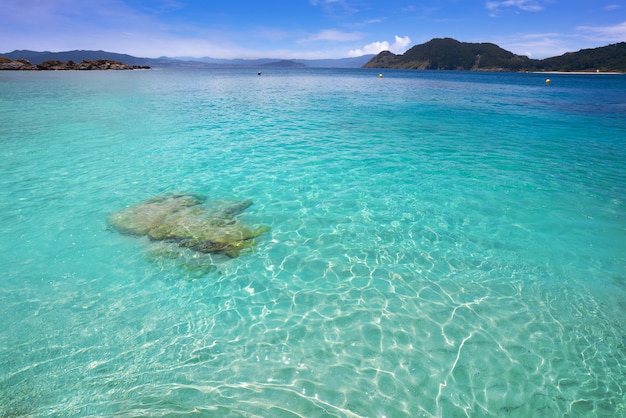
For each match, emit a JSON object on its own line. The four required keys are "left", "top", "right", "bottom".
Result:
{"left": 363, "top": 38, "right": 626, "bottom": 72}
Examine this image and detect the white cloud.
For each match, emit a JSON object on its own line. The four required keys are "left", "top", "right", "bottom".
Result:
{"left": 348, "top": 35, "right": 411, "bottom": 56}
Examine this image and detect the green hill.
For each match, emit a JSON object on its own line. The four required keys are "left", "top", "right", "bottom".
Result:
{"left": 536, "top": 42, "right": 626, "bottom": 72}
{"left": 364, "top": 38, "right": 626, "bottom": 72}
{"left": 363, "top": 38, "right": 531, "bottom": 71}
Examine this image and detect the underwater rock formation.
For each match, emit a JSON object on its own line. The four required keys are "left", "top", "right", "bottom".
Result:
{"left": 108, "top": 194, "right": 269, "bottom": 258}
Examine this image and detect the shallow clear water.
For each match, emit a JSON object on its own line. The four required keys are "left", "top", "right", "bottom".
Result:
{"left": 1, "top": 68, "right": 624, "bottom": 417}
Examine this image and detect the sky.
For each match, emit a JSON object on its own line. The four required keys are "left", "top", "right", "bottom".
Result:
{"left": 1, "top": 0, "right": 625, "bottom": 60}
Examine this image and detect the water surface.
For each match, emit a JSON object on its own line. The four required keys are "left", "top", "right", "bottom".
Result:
{"left": 1, "top": 68, "right": 624, "bottom": 417}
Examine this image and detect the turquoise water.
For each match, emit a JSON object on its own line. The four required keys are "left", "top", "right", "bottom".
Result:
{"left": 1, "top": 68, "right": 624, "bottom": 417}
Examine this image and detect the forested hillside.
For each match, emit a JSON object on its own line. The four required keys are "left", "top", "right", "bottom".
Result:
{"left": 364, "top": 38, "right": 626, "bottom": 72}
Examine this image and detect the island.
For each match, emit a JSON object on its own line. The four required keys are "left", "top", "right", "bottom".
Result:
{"left": 0, "top": 58, "right": 150, "bottom": 71}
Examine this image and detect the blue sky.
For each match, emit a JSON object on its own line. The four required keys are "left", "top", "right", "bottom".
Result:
{"left": 1, "top": 0, "right": 624, "bottom": 59}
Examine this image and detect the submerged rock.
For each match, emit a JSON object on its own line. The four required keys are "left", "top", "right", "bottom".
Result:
{"left": 108, "top": 193, "right": 269, "bottom": 257}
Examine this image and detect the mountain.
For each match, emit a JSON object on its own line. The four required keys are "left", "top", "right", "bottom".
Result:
{"left": 0, "top": 49, "right": 373, "bottom": 69}
{"left": 171, "top": 55, "right": 375, "bottom": 68}
{"left": 297, "top": 55, "right": 375, "bottom": 68}
{"left": 364, "top": 38, "right": 626, "bottom": 72}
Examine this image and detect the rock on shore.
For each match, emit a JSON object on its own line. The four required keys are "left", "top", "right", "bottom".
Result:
{"left": 0, "top": 57, "right": 150, "bottom": 70}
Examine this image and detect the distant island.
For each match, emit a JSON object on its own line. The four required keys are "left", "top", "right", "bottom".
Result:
{"left": 259, "top": 60, "right": 307, "bottom": 68}
{"left": 0, "top": 58, "right": 150, "bottom": 71}
{"left": 363, "top": 38, "right": 626, "bottom": 73}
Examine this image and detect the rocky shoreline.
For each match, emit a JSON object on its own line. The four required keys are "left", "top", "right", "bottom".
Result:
{"left": 0, "top": 57, "right": 150, "bottom": 70}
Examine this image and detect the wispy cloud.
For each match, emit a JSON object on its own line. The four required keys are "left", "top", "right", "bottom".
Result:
{"left": 0, "top": 0, "right": 245, "bottom": 57}
{"left": 486, "top": 0, "right": 544, "bottom": 16}
{"left": 494, "top": 23, "right": 624, "bottom": 59}
{"left": 496, "top": 32, "right": 570, "bottom": 58}
{"left": 348, "top": 35, "right": 411, "bottom": 56}
{"left": 253, "top": 27, "right": 290, "bottom": 42}
{"left": 576, "top": 21, "right": 626, "bottom": 42}
{"left": 0, "top": 0, "right": 158, "bottom": 32}
{"left": 310, "top": 0, "right": 358, "bottom": 15}
{"left": 603, "top": 4, "right": 622, "bottom": 12}
{"left": 301, "top": 29, "right": 363, "bottom": 42}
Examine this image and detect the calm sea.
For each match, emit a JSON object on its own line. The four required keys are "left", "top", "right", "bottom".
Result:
{"left": 1, "top": 68, "right": 624, "bottom": 417}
